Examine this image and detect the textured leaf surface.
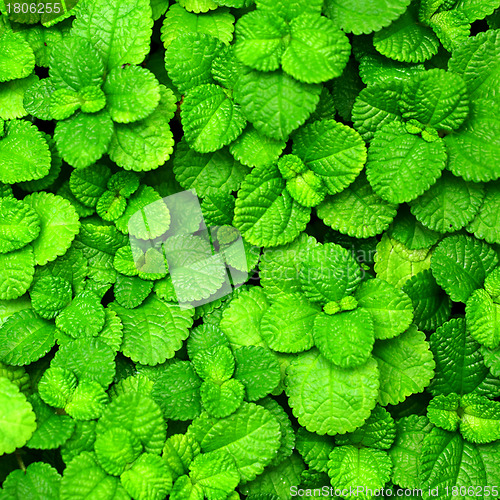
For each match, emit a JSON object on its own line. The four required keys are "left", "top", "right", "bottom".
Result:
{"left": 0, "top": 246, "right": 34, "bottom": 301}
{"left": 234, "top": 69, "right": 321, "bottom": 140}
{"left": 431, "top": 234, "right": 498, "bottom": 303}
{"left": 366, "top": 122, "right": 447, "bottom": 204}
{"left": 233, "top": 164, "right": 310, "bottom": 247}
{"left": 1, "top": 462, "right": 61, "bottom": 499}
{"left": 466, "top": 289, "right": 500, "bottom": 349}
{"left": 190, "top": 402, "right": 281, "bottom": 482}
{"left": 372, "top": 325, "right": 435, "bottom": 406}
{"left": 286, "top": 349, "right": 379, "bottom": 435}
{"left": 111, "top": 296, "right": 193, "bottom": 365}
{"left": 468, "top": 181, "right": 500, "bottom": 244}
{"left": 29, "top": 274, "right": 71, "bottom": 321}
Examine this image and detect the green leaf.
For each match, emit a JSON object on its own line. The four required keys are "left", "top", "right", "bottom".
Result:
{"left": 285, "top": 349, "right": 379, "bottom": 435}
{"left": 1, "top": 462, "right": 61, "bottom": 499}
{"left": 0, "top": 376, "right": 36, "bottom": 455}
{"left": 233, "top": 346, "right": 280, "bottom": 400}
{"left": 352, "top": 79, "right": 404, "bottom": 142}
{"left": 0, "top": 119, "right": 51, "bottom": 184}
{"left": 26, "top": 394, "right": 75, "bottom": 449}
{"left": 201, "top": 193, "right": 235, "bottom": 227}
{"left": 324, "top": 0, "right": 412, "bottom": 34}
{"left": 178, "top": 0, "right": 218, "bottom": 13}
{"left": 229, "top": 124, "right": 285, "bottom": 169}
{"left": 190, "top": 402, "right": 281, "bottom": 482}
{"left": 431, "top": 234, "right": 498, "bottom": 303}
{"left": 402, "top": 270, "right": 452, "bottom": 332}
{"left": 410, "top": 171, "right": 484, "bottom": 234}
{"left": 366, "top": 121, "right": 447, "bottom": 204}
{"left": 68, "top": 164, "right": 111, "bottom": 208}
{"left": 0, "top": 196, "right": 40, "bottom": 253}
{"left": 292, "top": 121, "right": 366, "bottom": 197}
{"left": 54, "top": 111, "right": 113, "bottom": 169}
{"left": 233, "top": 69, "right": 321, "bottom": 140}
{"left": 255, "top": 0, "right": 323, "bottom": 21}
{"left": 114, "top": 275, "right": 153, "bottom": 309}
{"left": 449, "top": 30, "right": 500, "bottom": 101}
{"left": 66, "top": 382, "right": 106, "bottom": 419}
{"left": 313, "top": 309, "right": 375, "bottom": 368}
{"left": 428, "top": 10, "right": 471, "bottom": 53}
{"left": 389, "top": 415, "right": 433, "bottom": 489}
{"left": 336, "top": 405, "right": 396, "bottom": 450}
{"left": 181, "top": 84, "right": 246, "bottom": 153}
{"left": 400, "top": 69, "right": 470, "bottom": 131}
{"left": 0, "top": 247, "right": 34, "bottom": 301}
{"left": 299, "top": 243, "right": 363, "bottom": 304}
{"left": 104, "top": 65, "right": 160, "bottom": 123}
{"left": 234, "top": 11, "right": 288, "bottom": 73}
{"left": 233, "top": 163, "right": 311, "bottom": 247}
{"left": 31, "top": 276, "right": 71, "bottom": 320}
{"left": 192, "top": 345, "right": 234, "bottom": 382}
{"left": 460, "top": 394, "right": 500, "bottom": 444}
{"left": 187, "top": 323, "right": 230, "bottom": 360}
{"left": 121, "top": 453, "right": 172, "bottom": 500}
{"left": 260, "top": 293, "right": 319, "bottom": 353}
{"left": 165, "top": 33, "right": 221, "bottom": 93}
{"left": 420, "top": 428, "right": 486, "bottom": 495}
{"left": 0, "top": 30, "right": 35, "bottom": 82}
{"left": 317, "top": 172, "right": 397, "bottom": 239}
{"left": 108, "top": 86, "right": 175, "bottom": 172}
{"left": 430, "top": 317, "right": 500, "bottom": 398}
{"left": 355, "top": 278, "right": 414, "bottom": 340}
{"left": 163, "top": 433, "right": 201, "bottom": 481}
{"left": 445, "top": 99, "right": 500, "bottom": 183}
{"left": 0, "top": 309, "right": 55, "bottom": 365}
{"left": 189, "top": 450, "right": 239, "bottom": 500}
{"left": 60, "top": 452, "right": 127, "bottom": 500}
{"left": 468, "top": 181, "right": 500, "bottom": 244}
{"left": 374, "top": 234, "right": 433, "bottom": 289}
{"left": 98, "top": 390, "right": 165, "bottom": 454}
{"left": 283, "top": 14, "right": 350, "bottom": 84}
{"left": 94, "top": 427, "right": 142, "bottom": 476}
{"left": 295, "top": 428, "right": 334, "bottom": 473}
{"left": 111, "top": 296, "right": 193, "bottom": 366}
{"left": 174, "top": 140, "right": 249, "bottom": 196}
{"left": 466, "top": 289, "right": 500, "bottom": 349}
{"left": 22, "top": 78, "right": 54, "bottom": 121}
{"left": 161, "top": 4, "right": 235, "bottom": 50}
{"left": 327, "top": 446, "right": 392, "bottom": 498}
{"left": 0, "top": 73, "right": 39, "bottom": 120}
{"left": 427, "top": 393, "right": 461, "bottom": 432}
{"left": 72, "top": 0, "right": 153, "bottom": 70}
{"left": 200, "top": 378, "right": 244, "bottom": 418}
{"left": 240, "top": 453, "right": 305, "bottom": 498}
{"left": 220, "top": 287, "right": 269, "bottom": 350}
{"left": 372, "top": 325, "right": 435, "bottom": 406}
{"left": 373, "top": 4, "right": 440, "bottom": 62}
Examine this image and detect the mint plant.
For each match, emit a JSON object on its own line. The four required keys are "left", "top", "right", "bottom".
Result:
{"left": 1, "top": 0, "right": 500, "bottom": 498}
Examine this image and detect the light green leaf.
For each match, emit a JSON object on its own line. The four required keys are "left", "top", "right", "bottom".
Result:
{"left": 373, "top": 4, "right": 440, "bottom": 62}
{"left": 292, "top": 120, "right": 367, "bottom": 195}
{"left": 0, "top": 309, "right": 55, "bottom": 366}
{"left": 178, "top": 0, "right": 218, "bottom": 13}
{"left": 466, "top": 289, "right": 500, "bottom": 349}
{"left": 0, "top": 377, "right": 36, "bottom": 455}
{"left": 295, "top": 428, "right": 334, "bottom": 473}
{"left": 0, "top": 196, "right": 40, "bottom": 254}
{"left": 200, "top": 378, "right": 244, "bottom": 418}
{"left": 114, "top": 275, "right": 153, "bottom": 309}
{"left": 233, "top": 163, "right": 311, "bottom": 247}
{"left": 255, "top": 0, "right": 323, "bottom": 21}
{"left": 71, "top": 0, "right": 153, "bottom": 69}
{"left": 108, "top": 86, "right": 175, "bottom": 172}
{"left": 161, "top": 4, "right": 234, "bottom": 50}
{"left": 372, "top": 325, "right": 435, "bottom": 406}
{"left": 428, "top": 10, "right": 471, "bottom": 53}
{"left": 54, "top": 111, "right": 113, "bottom": 169}
{"left": 1, "top": 462, "right": 61, "bottom": 499}
{"left": 173, "top": 140, "right": 249, "bottom": 196}
{"left": 400, "top": 69, "right": 470, "bottom": 131}
{"left": 162, "top": 433, "right": 201, "bottom": 481}
{"left": 234, "top": 69, "right": 321, "bottom": 140}
{"left": 317, "top": 172, "right": 397, "bottom": 239}
{"left": 111, "top": 296, "right": 193, "bottom": 365}
{"left": 0, "top": 119, "right": 51, "bottom": 184}
{"left": 0, "top": 246, "right": 35, "bottom": 301}
{"left": 468, "top": 181, "right": 500, "bottom": 244}
{"left": 104, "top": 65, "right": 160, "bottom": 123}
{"left": 327, "top": 446, "right": 392, "bottom": 499}
{"left": 0, "top": 73, "right": 39, "bottom": 120}
{"left": 355, "top": 278, "right": 414, "bottom": 340}
{"left": 366, "top": 121, "right": 447, "bottom": 204}
{"left": 190, "top": 402, "right": 281, "bottom": 482}
{"left": 260, "top": 293, "right": 319, "bottom": 353}
{"left": 182, "top": 84, "right": 246, "bottom": 153}
{"left": 431, "top": 234, "right": 498, "bottom": 303}
{"left": 285, "top": 349, "right": 379, "bottom": 435}
{"left": 299, "top": 243, "right": 362, "bottom": 304}
{"left": 0, "top": 30, "right": 35, "bottom": 82}
{"left": 22, "top": 78, "right": 55, "bottom": 121}
{"left": 165, "top": 33, "right": 221, "bottom": 93}
{"left": 324, "top": 0, "right": 412, "bottom": 34}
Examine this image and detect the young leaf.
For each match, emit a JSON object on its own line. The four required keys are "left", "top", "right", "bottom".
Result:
{"left": 0, "top": 246, "right": 34, "bottom": 301}
{"left": 1, "top": 462, "right": 61, "bottom": 499}
{"left": 466, "top": 289, "right": 500, "bottom": 349}
{"left": 0, "top": 30, "right": 35, "bottom": 82}
{"left": 285, "top": 349, "right": 379, "bottom": 435}
{"left": 468, "top": 181, "right": 500, "bottom": 244}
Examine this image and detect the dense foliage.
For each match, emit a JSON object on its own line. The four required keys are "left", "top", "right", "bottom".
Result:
{"left": 0, "top": 0, "right": 500, "bottom": 498}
